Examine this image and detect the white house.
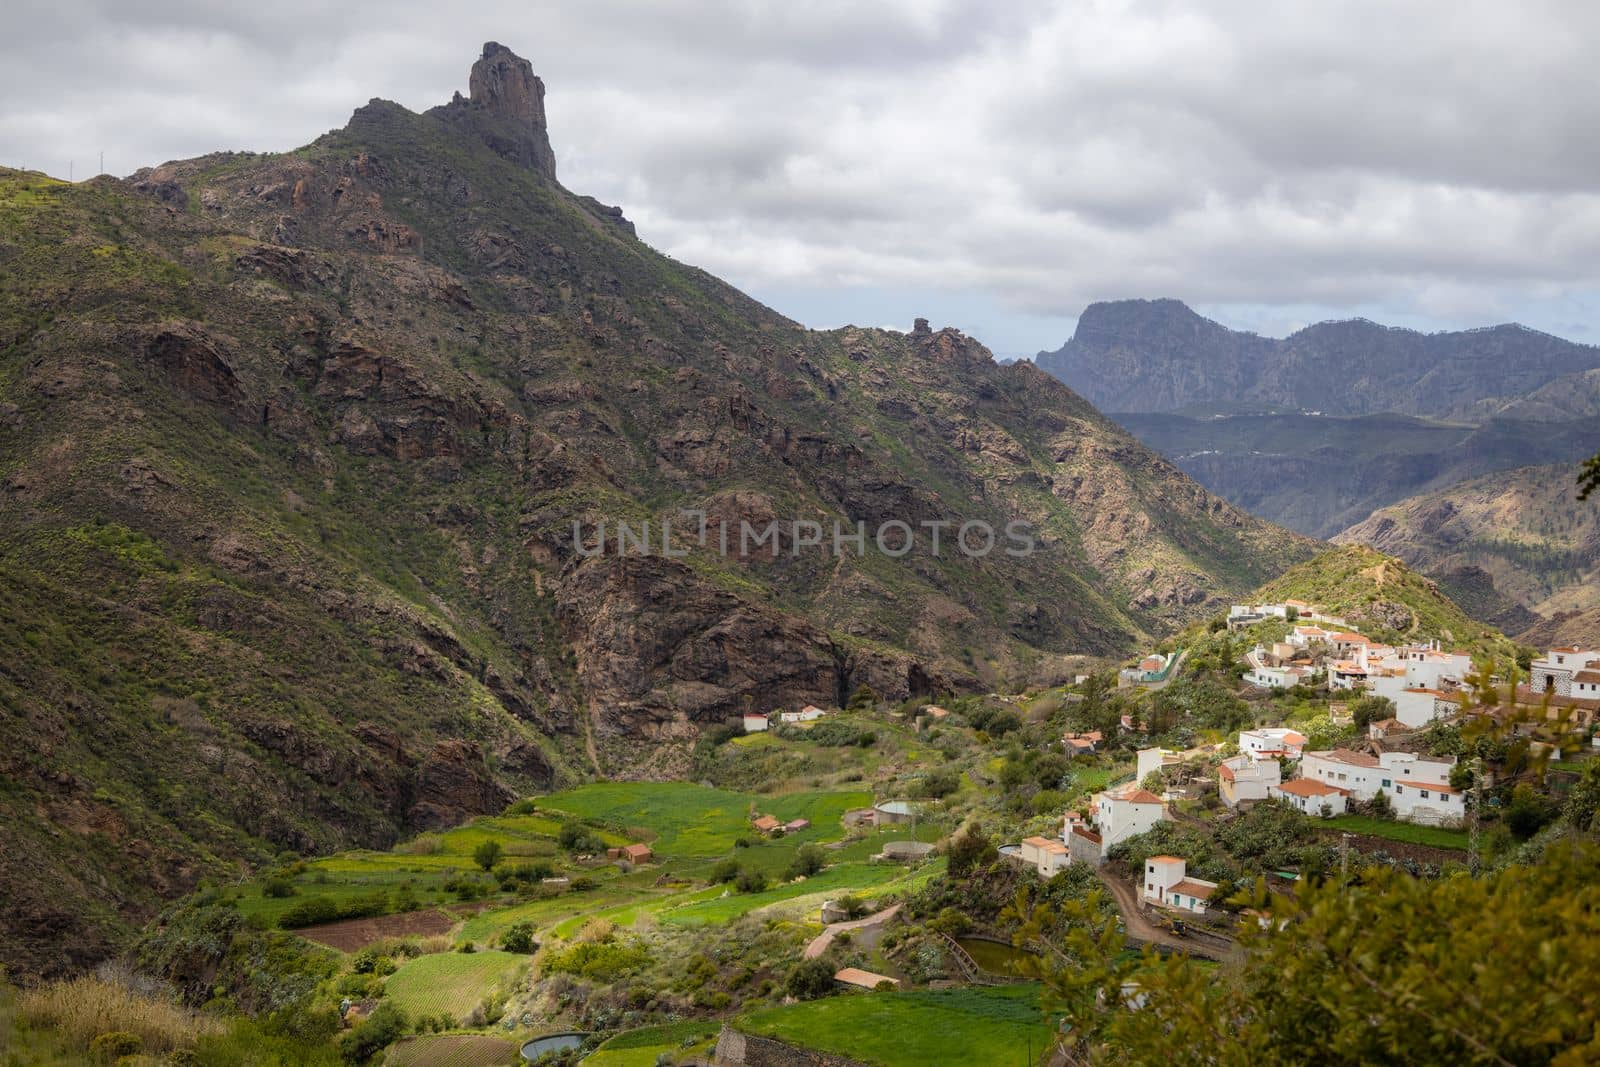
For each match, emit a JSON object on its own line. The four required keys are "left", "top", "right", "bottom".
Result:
{"left": 742, "top": 712, "right": 769, "bottom": 733}
{"left": 1286, "top": 625, "right": 1333, "bottom": 649}
{"left": 1020, "top": 835, "right": 1072, "bottom": 877}
{"left": 1239, "top": 728, "right": 1307, "bottom": 762}
{"left": 1218, "top": 754, "right": 1280, "bottom": 808}
{"left": 1530, "top": 647, "right": 1600, "bottom": 697}
{"left": 1142, "top": 856, "right": 1218, "bottom": 915}
{"left": 1136, "top": 747, "right": 1184, "bottom": 783}
{"left": 779, "top": 704, "right": 828, "bottom": 724}
{"left": 1091, "top": 783, "right": 1168, "bottom": 849}
{"left": 1395, "top": 687, "right": 1457, "bottom": 728}
{"left": 1404, "top": 646, "right": 1475, "bottom": 691}
{"left": 1384, "top": 777, "right": 1464, "bottom": 825}
{"left": 1271, "top": 777, "right": 1349, "bottom": 816}
{"left": 1301, "top": 748, "right": 1384, "bottom": 799}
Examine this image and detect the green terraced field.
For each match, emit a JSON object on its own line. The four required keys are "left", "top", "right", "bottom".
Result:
{"left": 1321, "top": 815, "right": 1470, "bottom": 851}
{"left": 583, "top": 1021, "right": 721, "bottom": 1066}
{"left": 535, "top": 783, "right": 870, "bottom": 857}
{"left": 736, "top": 985, "right": 1054, "bottom": 1066}
{"left": 383, "top": 950, "right": 526, "bottom": 1019}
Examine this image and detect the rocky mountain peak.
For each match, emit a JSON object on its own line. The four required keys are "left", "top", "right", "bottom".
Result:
{"left": 471, "top": 42, "right": 548, "bottom": 130}
{"left": 433, "top": 41, "right": 557, "bottom": 179}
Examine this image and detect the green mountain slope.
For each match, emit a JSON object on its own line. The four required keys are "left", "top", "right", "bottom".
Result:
{"left": 1248, "top": 545, "right": 1513, "bottom": 656}
{"left": 1334, "top": 463, "right": 1600, "bottom": 641}
{"left": 0, "top": 44, "right": 1311, "bottom": 975}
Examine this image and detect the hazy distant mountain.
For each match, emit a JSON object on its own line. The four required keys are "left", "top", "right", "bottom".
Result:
{"left": 1115, "top": 410, "right": 1600, "bottom": 538}
{"left": 1036, "top": 298, "right": 1600, "bottom": 419}
{"left": 1335, "top": 463, "right": 1600, "bottom": 642}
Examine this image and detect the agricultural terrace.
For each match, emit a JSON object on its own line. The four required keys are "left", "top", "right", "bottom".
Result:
{"left": 735, "top": 985, "right": 1054, "bottom": 1067}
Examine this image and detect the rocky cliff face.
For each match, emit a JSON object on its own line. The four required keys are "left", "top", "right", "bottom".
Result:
{"left": 433, "top": 41, "right": 558, "bottom": 178}
{"left": 0, "top": 45, "right": 1310, "bottom": 974}
{"left": 1036, "top": 299, "right": 1600, "bottom": 419}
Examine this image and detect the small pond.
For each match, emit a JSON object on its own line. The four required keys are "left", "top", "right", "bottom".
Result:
{"left": 955, "top": 936, "right": 1038, "bottom": 977}
{"left": 521, "top": 1032, "right": 588, "bottom": 1060}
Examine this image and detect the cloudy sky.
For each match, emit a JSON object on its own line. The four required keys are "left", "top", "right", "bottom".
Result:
{"left": 4, "top": 0, "right": 1599, "bottom": 356}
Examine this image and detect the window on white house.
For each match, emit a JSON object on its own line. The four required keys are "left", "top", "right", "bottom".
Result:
{"left": 1421, "top": 790, "right": 1430, "bottom": 799}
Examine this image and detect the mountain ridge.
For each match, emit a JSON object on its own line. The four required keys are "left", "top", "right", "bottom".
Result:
{"left": 1037, "top": 297, "right": 1600, "bottom": 419}
{"left": 0, "top": 44, "right": 1313, "bottom": 976}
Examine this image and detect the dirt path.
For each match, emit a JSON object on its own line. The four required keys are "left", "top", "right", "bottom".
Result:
{"left": 1092, "top": 867, "right": 1240, "bottom": 962}
{"left": 803, "top": 903, "right": 902, "bottom": 959}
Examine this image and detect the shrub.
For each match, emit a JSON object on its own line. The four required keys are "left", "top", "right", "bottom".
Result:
{"left": 505, "top": 798, "right": 539, "bottom": 815}
{"left": 261, "top": 876, "right": 297, "bottom": 899}
{"left": 88, "top": 1030, "right": 142, "bottom": 1060}
{"left": 786, "top": 844, "right": 827, "bottom": 880}
{"left": 735, "top": 868, "right": 768, "bottom": 894}
{"left": 278, "top": 892, "right": 389, "bottom": 928}
{"left": 541, "top": 940, "right": 652, "bottom": 982}
{"left": 501, "top": 922, "right": 538, "bottom": 954}
{"left": 473, "top": 840, "right": 504, "bottom": 871}
{"left": 709, "top": 858, "right": 741, "bottom": 884}
{"left": 339, "top": 1002, "right": 407, "bottom": 1062}
{"left": 785, "top": 958, "right": 837, "bottom": 1000}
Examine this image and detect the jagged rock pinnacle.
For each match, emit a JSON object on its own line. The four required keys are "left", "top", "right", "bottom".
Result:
{"left": 437, "top": 41, "right": 556, "bottom": 180}
{"left": 471, "top": 42, "right": 548, "bottom": 133}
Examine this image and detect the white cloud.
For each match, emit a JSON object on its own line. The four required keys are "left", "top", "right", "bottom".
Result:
{"left": 3, "top": 0, "right": 1600, "bottom": 349}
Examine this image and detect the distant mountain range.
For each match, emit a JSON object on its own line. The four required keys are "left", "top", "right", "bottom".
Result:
{"left": 1033, "top": 298, "right": 1600, "bottom": 644}
{"left": 1036, "top": 298, "right": 1600, "bottom": 419}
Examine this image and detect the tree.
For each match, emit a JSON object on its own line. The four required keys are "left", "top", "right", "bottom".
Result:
{"left": 1579, "top": 452, "right": 1600, "bottom": 500}
{"left": 340, "top": 1001, "right": 408, "bottom": 1062}
{"left": 1350, "top": 694, "right": 1395, "bottom": 731}
{"left": 735, "top": 868, "right": 768, "bottom": 893}
{"left": 472, "top": 840, "right": 503, "bottom": 872}
{"left": 1016, "top": 841, "right": 1600, "bottom": 1065}
{"left": 1140, "top": 770, "right": 1167, "bottom": 795}
{"left": 787, "top": 844, "right": 827, "bottom": 880}
{"left": 785, "top": 957, "right": 837, "bottom": 1000}
{"left": 946, "top": 824, "right": 998, "bottom": 877}
{"left": 500, "top": 922, "right": 537, "bottom": 954}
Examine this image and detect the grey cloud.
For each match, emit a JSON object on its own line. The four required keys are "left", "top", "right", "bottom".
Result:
{"left": 4, "top": 0, "right": 1600, "bottom": 345}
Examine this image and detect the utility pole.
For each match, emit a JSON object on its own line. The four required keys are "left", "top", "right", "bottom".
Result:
{"left": 1469, "top": 756, "right": 1484, "bottom": 875}
{"left": 1340, "top": 832, "right": 1351, "bottom": 892}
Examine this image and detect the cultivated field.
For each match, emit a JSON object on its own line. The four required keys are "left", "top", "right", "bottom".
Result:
{"left": 383, "top": 951, "right": 527, "bottom": 1019}
{"left": 736, "top": 985, "right": 1053, "bottom": 1066}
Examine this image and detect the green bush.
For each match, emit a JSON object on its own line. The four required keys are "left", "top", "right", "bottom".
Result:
{"left": 541, "top": 940, "right": 651, "bottom": 982}
{"left": 785, "top": 958, "right": 837, "bottom": 1000}
{"left": 339, "top": 1002, "right": 407, "bottom": 1063}
{"left": 261, "top": 876, "right": 297, "bottom": 899}
{"left": 735, "top": 868, "right": 769, "bottom": 893}
{"left": 786, "top": 844, "right": 827, "bottom": 880}
{"left": 500, "top": 922, "right": 537, "bottom": 954}
{"left": 473, "top": 840, "right": 503, "bottom": 872}
{"left": 89, "top": 1031, "right": 142, "bottom": 1060}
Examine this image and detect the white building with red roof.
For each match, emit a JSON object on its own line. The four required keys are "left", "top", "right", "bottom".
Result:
{"left": 1384, "top": 776, "right": 1463, "bottom": 825}
{"left": 1219, "top": 754, "right": 1280, "bottom": 808}
{"left": 1530, "top": 647, "right": 1600, "bottom": 698}
{"left": 1270, "top": 777, "right": 1349, "bottom": 816}
{"left": 1020, "top": 835, "right": 1072, "bottom": 877}
{"left": 1091, "top": 783, "right": 1168, "bottom": 849}
{"left": 1141, "top": 855, "right": 1218, "bottom": 914}
{"left": 1239, "top": 728, "right": 1307, "bottom": 762}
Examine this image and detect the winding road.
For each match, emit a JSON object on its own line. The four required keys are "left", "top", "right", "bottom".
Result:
{"left": 1092, "top": 866, "right": 1241, "bottom": 963}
